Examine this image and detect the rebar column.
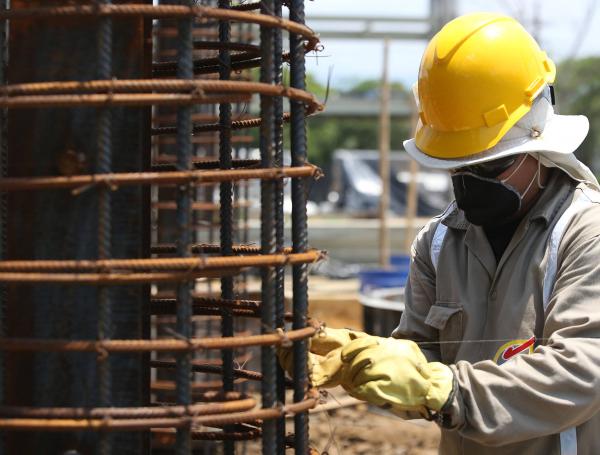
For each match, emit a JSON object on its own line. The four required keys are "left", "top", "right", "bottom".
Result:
{"left": 96, "top": 1, "right": 114, "bottom": 453}
{"left": 175, "top": 1, "right": 194, "bottom": 453}
{"left": 259, "top": 0, "right": 277, "bottom": 452}
{"left": 273, "top": 0, "right": 286, "bottom": 452}
{"left": 289, "top": 0, "right": 311, "bottom": 453}
{"left": 218, "top": 1, "right": 235, "bottom": 454}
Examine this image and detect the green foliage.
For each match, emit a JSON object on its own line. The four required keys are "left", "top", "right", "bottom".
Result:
{"left": 246, "top": 71, "right": 412, "bottom": 166}
{"left": 555, "top": 57, "right": 600, "bottom": 173}
{"left": 306, "top": 116, "right": 411, "bottom": 166}
{"left": 305, "top": 78, "right": 411, "bottom": 166}
{"left": 344, "top": 79, "right": 409, "bottom": 98}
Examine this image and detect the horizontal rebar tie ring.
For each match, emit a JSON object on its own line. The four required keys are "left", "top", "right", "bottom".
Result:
{"left": 0, "top": 250, "right": 325, "bottom": 284}
{"left": 150, "top": 158, "right": 260, "bottom": 169}
{"left": 150, "top": 298, "right": 294, "bottom": 321}
{"left": 0, "top": 319, "right": 318, "bottom": 352}
{"left": 0, "top": 250, "right": 323, "bottom": 272}
{"left": 0, "top": 5, "right": 320, "bottom": 50}
{"left": 0, "top": 79, "right": 324, "bottom": 112}
{"left": 148, "top": 360, "right": 294, "bottom": 387}
{"left": 153, "top": 50, "right": 296, "bottom": 76}
{"left": 0, "top": 392, "right": 255, "bottom": 419}
{"left": 150, "top": 243, "right": 292, "bottom": 255}
{"left": 151, "top": 201, "right": 253, "bottom": 212}
{"left": 151, "top": 112, "right": 292, "bottom": 136}
{"left": 0, "top": 165, "right": 322, "bottom": 192}
{"left": 0, "top": 392, "right": 318, "bottom": 431}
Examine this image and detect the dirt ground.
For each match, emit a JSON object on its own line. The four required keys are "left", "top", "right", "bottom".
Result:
{"left": 241, "top": 389, "right": 440, "bottom": 455}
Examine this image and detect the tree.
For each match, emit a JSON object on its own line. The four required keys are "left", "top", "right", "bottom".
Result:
{"left": 304, "top": 78, "right": 411, "bottom": 166}
{"left": 555, "top": 57, "right": 600, "bottom": 174}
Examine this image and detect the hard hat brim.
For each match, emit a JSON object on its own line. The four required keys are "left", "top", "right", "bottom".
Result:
{"left": 404, "top": 114, "right": 589, "bottom": 170}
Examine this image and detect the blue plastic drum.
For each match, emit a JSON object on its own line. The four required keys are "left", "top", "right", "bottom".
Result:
{"left": 358, "top": 266, "right": 409, "bottom": 293}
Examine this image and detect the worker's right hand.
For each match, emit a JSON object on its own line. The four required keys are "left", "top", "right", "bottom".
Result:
{"left": 277, "top": 326, "right": 367, "bottom": 387}
{"left": 339, "top": 336, "right": 454, "bottom": 417}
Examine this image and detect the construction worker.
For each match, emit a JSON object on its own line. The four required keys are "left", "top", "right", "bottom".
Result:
{"left": 280, "top": 12, "right": 600, "bottom": 454}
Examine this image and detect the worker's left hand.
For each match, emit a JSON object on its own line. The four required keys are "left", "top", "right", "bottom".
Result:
{"left": 340, "top": 336, "right": 455, "bottom": 417}
{"left": 277, "top": 326, "right": 367, "bottom": 388}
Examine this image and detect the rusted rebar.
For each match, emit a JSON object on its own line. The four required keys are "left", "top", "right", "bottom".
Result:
{"left": 0, "top": 5, "right": 320, "bottom": 51}
{"left": 0, "top": 323, "right": 318, "bottom": 352}
{"left": 152, "top": 359, "right": 294, "bottom": 387}
{"left": 150, "top": 243, "right": 292, "bottom": 255}
{"left": 0, "top": 250, "right": 324, "bottom": 272}
{"left": 0, "top": 79, "right": 323, "bottom": 113}
{"left": 0, "top": 392, "right": 318, "bottom": 431}
{"left": 151, "top": 113, "right": 292, "bottom": 136}
{"left": 0, "top": 165, "right": 322, "bottom": 191}
{"left": 0, "top": 393, "right": 256, "bottom": 419}
{"left": 1, "top": 0, "right": 322, "bottom": 451}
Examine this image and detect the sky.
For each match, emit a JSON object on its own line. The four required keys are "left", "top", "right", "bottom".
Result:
{"left": 302, "top": 0, "right": 600, "bottom": 90}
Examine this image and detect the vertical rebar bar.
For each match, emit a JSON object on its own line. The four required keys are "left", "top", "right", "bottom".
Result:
{"left": 289, "top": 1, "right": 310, "bottom": 453}
{"left": 0, "top": 3, "right": 7, "bottom": 454}
{"left": 259, "top": 0, "right": 277, "bottom": 453}
{"left": 273, "top": 0, "right": 286, "bottom": 452}
{"left": 175, "top": 1, "right": 194, "bottom": 454}
{"left": 218, "top": 1, "right": 235, "bottom": 454}
{"left": 96, "top": 1, "right": 113, "bottom": 453}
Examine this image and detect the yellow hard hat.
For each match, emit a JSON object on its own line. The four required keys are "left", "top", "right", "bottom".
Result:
{"left": 415, "top": 12, "right": 556, "bottom": 159}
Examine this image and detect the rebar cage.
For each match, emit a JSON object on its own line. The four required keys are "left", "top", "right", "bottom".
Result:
{"left": 0, "top": 1, "right": 323, "bottom": 453}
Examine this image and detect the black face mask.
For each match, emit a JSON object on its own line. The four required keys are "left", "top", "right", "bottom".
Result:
{"left": 451, "top": 173, "right": 522, "bottom": 226}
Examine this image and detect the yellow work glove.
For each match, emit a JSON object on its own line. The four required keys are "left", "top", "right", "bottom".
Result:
{"left": 310, "top": 327, "right": 367, "bottom": 355}
{"left": 340, "top": 336, "right": 454, "bottom": 417}
{"left": 277, "top": 327, "right": 367, "bottom": 387}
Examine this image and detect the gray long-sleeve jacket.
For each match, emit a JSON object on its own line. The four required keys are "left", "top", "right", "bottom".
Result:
{"left": 393, "top": 171, "right": 600, "bottom": 454}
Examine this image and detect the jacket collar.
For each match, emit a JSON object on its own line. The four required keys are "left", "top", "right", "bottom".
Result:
{"left": 442, "top": 170, "right": 576, "bottom": 231}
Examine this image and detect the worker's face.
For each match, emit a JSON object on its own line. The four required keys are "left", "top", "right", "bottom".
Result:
{"left": 450, "top": 154, "right": 545, "bottom": 226}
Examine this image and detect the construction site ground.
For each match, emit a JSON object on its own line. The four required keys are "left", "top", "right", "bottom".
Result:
{"left": 301, "top": 275, "right": 439, "bottom": 454}
{"left": 243, "top": 275, "right": 441, "bottom": 454}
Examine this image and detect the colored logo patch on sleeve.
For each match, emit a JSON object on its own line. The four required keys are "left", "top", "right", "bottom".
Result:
{"left": 493, "top": 336, "right": 536, "bottom": 365}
